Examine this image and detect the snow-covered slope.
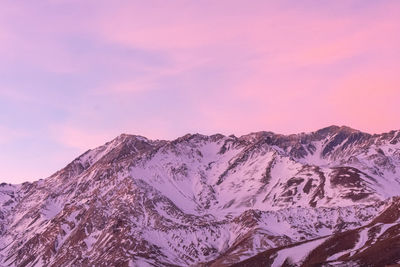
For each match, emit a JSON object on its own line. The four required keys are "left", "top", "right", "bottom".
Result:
{"left": 1, "top": 126, "right": 400, "bottom": 266}
{"left": 233, "top": 197, "right": 400, "bottom": 267}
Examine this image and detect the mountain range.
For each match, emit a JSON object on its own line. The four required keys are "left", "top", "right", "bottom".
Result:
{"left": 1, "top": 125, "right": 400, "bottom": 266}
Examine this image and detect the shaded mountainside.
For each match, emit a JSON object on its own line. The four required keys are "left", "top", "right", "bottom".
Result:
{"left": 1, "top": 125, "right": 400, "bottom": 266}
{"left": 231, "top": 197, "right": 400, "bottom": 267}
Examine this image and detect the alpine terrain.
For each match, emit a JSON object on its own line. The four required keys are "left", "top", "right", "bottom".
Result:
{"left": 1, "top": 125, "right": 400, "bottom": 267}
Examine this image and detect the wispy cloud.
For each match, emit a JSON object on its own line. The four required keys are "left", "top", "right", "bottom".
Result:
{"left": 0, "top": 1, "right": 399, "bottom": 182}
{"left": 50, "top": 123, "right": 115, "bottom": 150}
{"left": 0, "top": 125, "right": 27, "bottom": 144}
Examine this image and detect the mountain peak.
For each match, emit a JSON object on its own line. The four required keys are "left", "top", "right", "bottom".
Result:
{"left": 113, "top": 133, "right": 152, "bottom": 143}
{"left": 2, "top": 126, "right": 400, "bottom": 266}
{"left": 316, "top": 125, "right": 362, "bottom": 135}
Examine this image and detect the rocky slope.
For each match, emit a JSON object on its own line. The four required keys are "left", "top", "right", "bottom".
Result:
{"left": 1, "top": 125, "right": 400, "bottom": 266}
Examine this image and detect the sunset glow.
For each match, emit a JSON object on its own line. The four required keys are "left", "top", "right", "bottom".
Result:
{"left": 0, "top": 1, "right": 399, "bottom": 183}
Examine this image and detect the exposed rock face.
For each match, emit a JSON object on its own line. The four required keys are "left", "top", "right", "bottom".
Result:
{"left": 1, "top": 126, "right": 400, "bottom": 266}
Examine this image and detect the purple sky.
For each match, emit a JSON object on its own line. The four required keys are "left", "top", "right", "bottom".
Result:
{"left": 1, "top": 1, "right": 400, "bottom": 183}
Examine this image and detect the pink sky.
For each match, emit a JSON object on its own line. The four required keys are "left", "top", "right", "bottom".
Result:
{"left": 0, "top": 1, "right": 399, "bottom": 183}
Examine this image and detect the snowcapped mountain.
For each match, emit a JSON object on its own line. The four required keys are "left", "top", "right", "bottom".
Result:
{"left": 1, "top": 125, "right": 400, "bottom": 266}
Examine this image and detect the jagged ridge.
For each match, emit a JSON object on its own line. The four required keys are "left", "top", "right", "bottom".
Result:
{"left": 1, "top": 125, "right": 400, "bottom": 266}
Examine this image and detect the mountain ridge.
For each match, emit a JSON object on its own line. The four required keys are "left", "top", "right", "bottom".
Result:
{"left": 1, "top": 125, "right": 400, "bottom": 266}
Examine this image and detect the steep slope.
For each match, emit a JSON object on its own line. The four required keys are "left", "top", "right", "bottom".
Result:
{"left": 232, "top": 197, "right": 400, "bottom": 267}
{"left": 0, "top": 126, "right": 400, "bottom": 266}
